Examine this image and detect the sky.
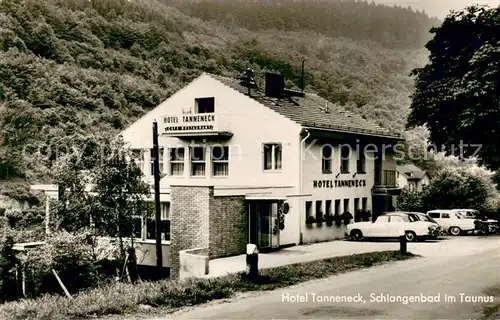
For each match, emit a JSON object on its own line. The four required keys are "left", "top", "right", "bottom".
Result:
{"left": 372, "top": 0, "right": 500, "bottom": 19}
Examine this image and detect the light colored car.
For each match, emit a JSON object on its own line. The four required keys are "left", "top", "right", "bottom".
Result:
{"left": 450, "top": 209, "right": 479, "bottom": 219}
{"left": 426, "top": 209, "right": 476, "bottom": 235}
{"left": 413, "top": 212, "right": 444, "bottom": 238}
{"left": 451, "top": 209, "right": 497, "bottom": 224}
{"left": 346, "top": 212, "right": 436, "bottom": 242}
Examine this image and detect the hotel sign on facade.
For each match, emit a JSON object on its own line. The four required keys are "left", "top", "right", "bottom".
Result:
{"left": 313, "top": 179, "right": 367, "bottom": 188}
{"left": 162, "top": 113, "right": 217, "bottom": 134}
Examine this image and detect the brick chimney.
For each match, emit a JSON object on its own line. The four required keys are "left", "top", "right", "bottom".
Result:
{"left": 265, "top": 72, "right": 285, "bottom": 98}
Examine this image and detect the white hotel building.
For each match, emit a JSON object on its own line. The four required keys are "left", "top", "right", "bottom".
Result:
{"left": 120, "top": 71, "right": 402, "bottom": 275}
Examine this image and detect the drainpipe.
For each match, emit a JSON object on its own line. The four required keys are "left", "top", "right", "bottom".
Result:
{"left": 299, "top": 129, "right": 310, "bottom": 245}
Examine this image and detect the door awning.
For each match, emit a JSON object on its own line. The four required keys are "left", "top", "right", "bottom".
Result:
{"left": 245, "top": 195, "right": 287, "bottom": 201}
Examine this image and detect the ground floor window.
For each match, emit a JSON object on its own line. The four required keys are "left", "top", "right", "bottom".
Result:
{"left": 146, "top": 219, "right": 170, "bottom": 241}
{"left": 325, "top": 200, "right": 332, "bottom": 215}
{"left": 335, "top": 200, "right": 341, "bottom": 215}
{"left": 146, "top": 202, "right": 170, "bottom": 241}
{"left": 129, "top": 202, "right": 170, "bottom": 241}
{"left": 354, "top": 198, "right": 360, "bottom": 212}
{"left": 343, "top": 199, "right": 350, "bottom": 213}
{"left": 315, "top": 200, "right": 323, "bottom": 221}
{"left": 305, "top": 201, "right": 313, "bottom": 223}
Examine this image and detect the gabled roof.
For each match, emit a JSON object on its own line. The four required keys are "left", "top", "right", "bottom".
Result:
{"left": 208, "top": 73, "right": 401, "bottom": 139}
{"left": 397, "top": 164, "right": 428, "bottom": 180}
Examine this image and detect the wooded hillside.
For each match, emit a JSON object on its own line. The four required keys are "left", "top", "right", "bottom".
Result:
{"left": 167, "top": 0, "right": 441, "bottom": 49}
{"left": 0, "top": 0, "right": 434, "bottom": 182}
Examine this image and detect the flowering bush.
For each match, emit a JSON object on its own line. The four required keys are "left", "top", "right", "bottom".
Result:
{"left": 333, "top": 213, "right": 342, "bottom": 226}
{"left": 341, "top": 212, "right": 353, "bottom": 225}
{"left": 305, "top": 216, "right": 315, "bottom": 224}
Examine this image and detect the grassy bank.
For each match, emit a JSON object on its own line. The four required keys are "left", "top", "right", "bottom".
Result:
{"left": 0, "top": 251, "right": 416, "bottom": 320}
{"left": 482, "top": 284, "right": 500, "bottom": 320}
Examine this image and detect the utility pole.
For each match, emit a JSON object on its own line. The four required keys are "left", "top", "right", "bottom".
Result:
{"left": 152, "top": 121, "right": 163, "bottom": 269}
{"left": 300, "top": 60, "right": 305, "bottom": 92}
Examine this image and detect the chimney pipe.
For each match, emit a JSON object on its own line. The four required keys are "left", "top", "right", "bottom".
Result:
{"left": 243, "top": 68, "right": 255, "bottom": 96}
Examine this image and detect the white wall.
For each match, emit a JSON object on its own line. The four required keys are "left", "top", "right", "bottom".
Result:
{"left": 135, "top": 241, "right": 170, "bottom": 267}
{"left": 397, "top": 172, "right": 408, "bottom": 189}
{"left": 300, "top": 139, "right": 374, "bottom": 243}
{"left": 121, "top": 74, "right": 302, "bottom": 191}
{"left": 279, "top": 195, "right": 301, "bottom": 245}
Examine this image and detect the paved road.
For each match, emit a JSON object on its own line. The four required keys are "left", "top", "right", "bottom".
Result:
{"left": 154, "top": 236, "right": 500, "bottom": 320}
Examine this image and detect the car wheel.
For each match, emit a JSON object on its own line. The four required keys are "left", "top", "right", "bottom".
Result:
{"left": 405, "top": 231, "right": 417, "bottom": 242}
{"left": 449, "top": 226, "right": 462, "bottom": 236}
{"left": 350, "top": 230, "right": 363, "bottom": 241}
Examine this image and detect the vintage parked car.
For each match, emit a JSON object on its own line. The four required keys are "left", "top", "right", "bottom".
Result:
{"left": 426, "top": 209, "right": 476, "bottom": 235}
{"left": 346, "top": 211, "right": 437, "bottom": 242}
{"left": 451, "top": 209, "right": 498, "bottom": 224}
{"left": 412, "top": 212, "right": 445, "bottom": 238}
{"left": 450, "top": 209, "right": 479, "bottom": 219}
{"left": 449, "top": 209, "right": 499, "bottom": 235}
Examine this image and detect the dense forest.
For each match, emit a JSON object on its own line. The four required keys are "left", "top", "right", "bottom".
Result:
{"left": 167, "top": 0, "right": 441, "bottom": 49}
{"left": 0, "top": 0, "right": 434, "bottom": 183}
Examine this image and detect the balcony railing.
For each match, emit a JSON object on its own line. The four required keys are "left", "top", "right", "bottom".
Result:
{"left": 375, "top": 170, "right": 397, "bottom": 187}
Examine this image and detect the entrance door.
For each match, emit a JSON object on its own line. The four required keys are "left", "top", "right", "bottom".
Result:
{"left": 258, "top": 203, "right": 271, "bottom": 249}
{"left": 248, "top": 201, "right": 279, "bottom": 250}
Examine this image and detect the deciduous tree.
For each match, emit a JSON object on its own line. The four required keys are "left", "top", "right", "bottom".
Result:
{"left": 52, "top": 136, "right": 151, "bottom": 261}
{"left": 408, "top": 5, "right": 500, "bottom": 169}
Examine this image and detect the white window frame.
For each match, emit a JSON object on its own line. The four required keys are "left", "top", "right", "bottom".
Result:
{"left": 169, "top": 147, "right": 185, "bottom": 176}
{"left": 361, "top": 197, "right": 368, "bottom": 211}
{"left": 145, "top": 202, "right": 170, "bottom": 241}
{"left": 263, "top": 143, "right": 282, "bottom": 171}
{"left": 190, "top": 146, "right": 206, "bottom": 176}
{"left": 131, "top": 149, "right": 145, "bottom": 174}
{"left": 343, "top": 198, "right": 350, "bottom": 213}
{"left": 357, "top": 149, "right": 366, "bottom": 173}
{"left": 315, "top": 200, "right": 323, "bottom": 221}
{"left": 131, "top": 215, "right": 144, "bottom": 240}
{"left": 340, "top": 146, "right": 350, "bottom": 173}
{"left": 211, "top": 146, "right": 229, "bottom": 177}
{"left": 322, "top": 145, "right": 332, "bottom": 173}
{"left": 325, "top": 200, "right": 332, "bottom": 215}
{"left": 150, "top": 148, "right": 164, "bottom": 176}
